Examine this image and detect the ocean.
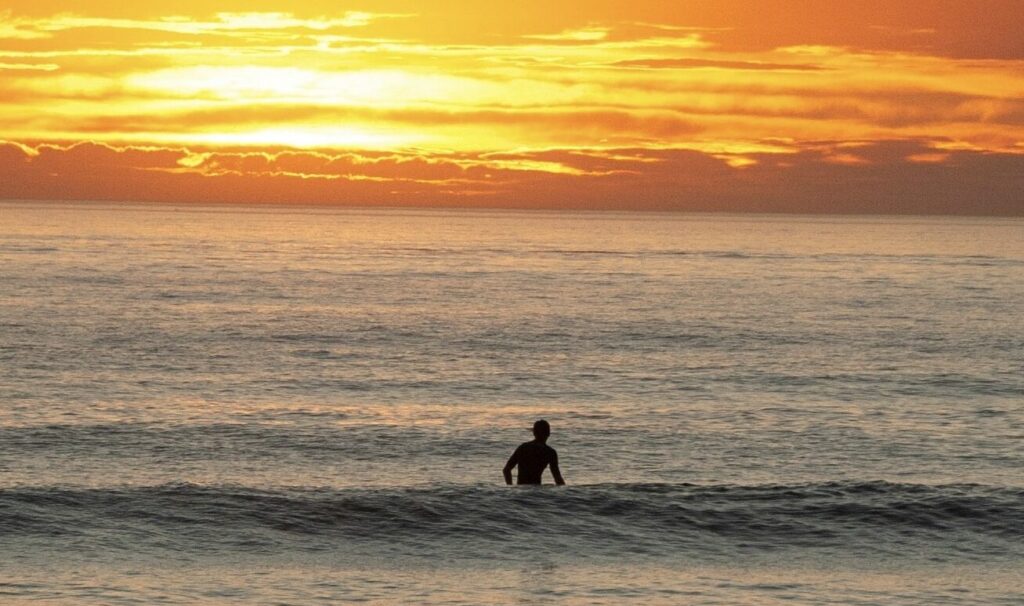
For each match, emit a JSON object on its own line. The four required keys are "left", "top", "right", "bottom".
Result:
{"left": 1, "top": 202, "right": 1022, "bottom": 604}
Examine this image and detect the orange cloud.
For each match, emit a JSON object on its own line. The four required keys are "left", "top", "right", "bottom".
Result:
{"left": 1, "top": 1, "right": 1023, "bottom": 213}
{"left": 612, "top": 58, "right": 825, "bottom": 71}
{"left": 2, "top": 139, "right": 1021, "bottom": 215}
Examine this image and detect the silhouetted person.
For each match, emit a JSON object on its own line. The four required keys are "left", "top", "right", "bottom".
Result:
{"left": 503, "top": 419, "right": 565, "bottom": 485}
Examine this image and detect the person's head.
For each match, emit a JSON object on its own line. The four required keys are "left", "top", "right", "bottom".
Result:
{"left": 533, "top": 419, "right": 551, "bottom": 442}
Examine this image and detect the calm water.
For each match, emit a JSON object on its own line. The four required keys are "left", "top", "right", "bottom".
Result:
{"left": 1, "top": 202, "right": 1022, "bottom": 604}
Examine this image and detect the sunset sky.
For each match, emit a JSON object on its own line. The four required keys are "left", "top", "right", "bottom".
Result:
{"left": 1, "top": 0, "right": 1022, "bottom": 214}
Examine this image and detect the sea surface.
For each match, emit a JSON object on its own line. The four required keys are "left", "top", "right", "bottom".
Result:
{"left": 1, "top": 202, "right": 1022, "bottom": 604}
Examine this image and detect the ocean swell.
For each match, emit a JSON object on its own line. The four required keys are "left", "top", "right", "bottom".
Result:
{"left": 3, "top": 481, "right": 1021, "bottom": 561}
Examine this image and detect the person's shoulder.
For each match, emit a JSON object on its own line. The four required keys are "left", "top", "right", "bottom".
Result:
{"left": 518, "top": 441, "right": 533, "bottom": 450}
{"left": 545, "top": 444, "right": 558, "bottom": 455}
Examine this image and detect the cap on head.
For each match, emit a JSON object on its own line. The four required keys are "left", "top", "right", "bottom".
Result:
{"left": 533, "top": 419, "right": 551, "bottom": 439}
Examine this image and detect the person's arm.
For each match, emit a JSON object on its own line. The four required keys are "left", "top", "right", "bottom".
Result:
{"left": 550, "top": 450, "right": 565, "bottom": 485}
{"left": 503, "top": 447, "right": 520, "bottom": 485}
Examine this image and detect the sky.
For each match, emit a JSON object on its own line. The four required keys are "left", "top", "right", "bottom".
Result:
{"left": 1, "top": 0, "right": 1022, "bottom": 214}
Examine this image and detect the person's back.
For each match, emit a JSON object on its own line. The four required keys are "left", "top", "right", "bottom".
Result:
{"left": 503, "top": 420, "right": 565, "bottom": 485}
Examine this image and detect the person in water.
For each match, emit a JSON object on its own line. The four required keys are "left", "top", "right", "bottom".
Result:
{"left": 503, "top": 419, "right": 565, "bottom": 485}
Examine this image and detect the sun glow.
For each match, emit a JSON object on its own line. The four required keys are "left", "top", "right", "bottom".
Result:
{"left": 118, "top": 66, "right": 499, "bottom": 148}
{"left": 182, "top": 126, "right": 427, "bottom": 149}
{"left": 126, "top": 67, "right": 490, "bottom": 106}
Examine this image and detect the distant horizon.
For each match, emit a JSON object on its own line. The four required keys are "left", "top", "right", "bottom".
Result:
{"left": 3, "top": 196, "right": 1024, "bottom": 219}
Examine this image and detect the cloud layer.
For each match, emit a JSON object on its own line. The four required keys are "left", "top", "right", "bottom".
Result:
{"left": 3, "top": 139, "right": 1021, "bottom": 215}
{"left": 1, "top": 1, "right": 1022, "bottom": 214}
